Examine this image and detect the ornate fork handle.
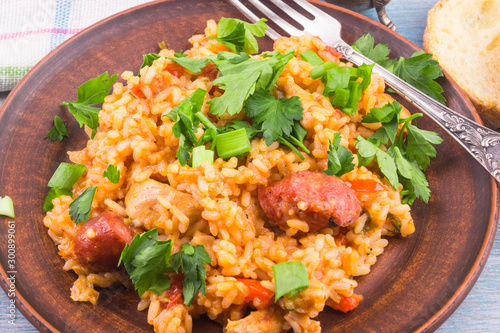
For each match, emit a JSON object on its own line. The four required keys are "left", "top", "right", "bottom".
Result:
{"left": 334, "top": 41, "right": 500, "bottom": 183}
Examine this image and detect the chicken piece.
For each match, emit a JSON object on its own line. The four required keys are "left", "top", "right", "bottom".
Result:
{"left": 258, "top": 171, "right": 361, "bottom": 232}
{"left": 225, "top": 306, "right": 285, "bottom": 333}
{"left": 125, "top": 179, "right": 202, "bottom": 226}
{"left": 73, "top": 210, "right": 133, "bottom": 272}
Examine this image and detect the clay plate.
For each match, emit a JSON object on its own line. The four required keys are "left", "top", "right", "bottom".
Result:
{"left": 0, "top": 0, "right": 497, "bottom": 332}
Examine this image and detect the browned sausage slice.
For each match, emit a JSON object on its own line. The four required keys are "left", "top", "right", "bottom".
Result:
{"left": 258, "top": 171, "right": 361, "bottom": 232}
{"left": 73, "top": 210, "right": 133, "bottom": 272}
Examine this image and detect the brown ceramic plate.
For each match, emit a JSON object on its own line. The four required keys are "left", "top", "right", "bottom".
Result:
{"left": 0, "top": 0, "right": 497, "bottom": 332}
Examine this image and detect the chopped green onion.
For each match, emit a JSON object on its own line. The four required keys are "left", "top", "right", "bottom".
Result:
{"left": 195, "top": 112, "right": 217, "bottom": 132}
{"left": 192, "top": 146, "right": 214, "bottom": 167}
{"left": 310, "top": 61, "right": 338, "bottom": 79}
{"left": 300, "top": 50, "right": 324, "bottom": 66}
{"left": 323, "top": 67, "right": 351, "bottom": 97}
{"left": 0, "top": 196, "right": 15, "bottom": 218}
{"left": 216, "top": 128, "right": 251, "bottom": 159}
{"left": 47, "top": 163, "right": 86, "bottom": 190}
{"left": 43, "top": 187, "right": 73, "bottom": 212}
{"left": 331, "top": 87, "right": 350, "bottom": 107}
{"left": 69, "top": 186, "right": 97, "bottom": 224}
{"left": 341, "top": 81, "right": 362, "bottom": 115}
{"left": 272, "top": 261, "right": 309, "bottom": 301}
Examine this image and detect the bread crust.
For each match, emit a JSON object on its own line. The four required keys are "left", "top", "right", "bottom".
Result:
{"left": 424, "top": 0, "right": 500, "bottom": 129}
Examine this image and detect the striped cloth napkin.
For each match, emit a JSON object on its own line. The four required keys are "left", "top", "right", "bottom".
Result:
{"left": 0, "top": 0, "right": 154, "bottom": 92}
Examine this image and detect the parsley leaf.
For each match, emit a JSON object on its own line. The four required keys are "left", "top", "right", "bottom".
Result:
{"left": 356, "top": 100, "right": 442, "bottom": 203}
{"left": 139, "top": 53, "right": 161, "bottom": 75}
{"left": 43, "top": 187, "right": 72, "bottom": 212}
{"left": 218, "top": 120, "right": 262, "bottom": 139}
{"left": 140, "top": 53, "right": 210, "bottom": 74}
{"left": 405, "top": 122, "right": 443, "bottom": 170}
{"left": 69, "top": 186, "right": 97, "bottom": 224}
{"left": 119, "top": 229, "right": 172, "bottom": 296}
{"left": 131, "top": 240, "right": 173, "bottom": 296}
{"left": 352, "top": 34, "right": 395, "bottom": 67}
{"left": 353, "top": 34, "right": 445, "bottom": 104}
{"left": 208, "top": 50, "right": 294, "bottom": 116}
{"left": 244, "top": 88, "right": 303, "bottom": 145}
{"left": 170, "top": 243, "right": 211, "bottom": 306}
{"left": 62, "top": 72, "right": 118, "bottom": 139}
{"left": 355, "top": 136, "right": 399, "bottom": 189}
{"left": 324, "top": 132, "right": 355, "bottom": 177}
{"left": 45, "top": 116, "right": 69, "bottom": 142}
{"left": 119, "top": 229, "right": 211, "bottom": 305}
{"left": 362, "top": 101, "right": 402, "bottom": 145}
{"left": 391, "top": 51, "right": 445, "bottom": 104}
{"left": 119, "top": 229, "right": 159, "bottom": 274}
{"left": 174, "top": 50, "right": 187, "bottom": 58}
{"left": 167, "top": 57, "right": 211, "bottom": 73}
{"left": 165, "top": 89, "right": 207, "bottom": 166}
{"left": 210, "top": 17, "right": 267, "bottom": 54}
{"left": 103, "top": 164, "right": 120, "bottom": 184}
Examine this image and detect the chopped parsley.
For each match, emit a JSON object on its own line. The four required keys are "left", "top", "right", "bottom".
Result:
{"left": 69, "top": 186, "right": 97, "bottom": 224}
{"left": 45, "top": 116, "right": 69, "bottom": 142}
{"left": 140, "top": 53, "right": 210, "bottom": 74}
{"left": 170, "top": 243, "right": 211, "bottom": 306}
{"left": 356, "top": 101, "right": 443, "bottom": 203}
{"left": 324, "top": 132, "right": 355, "bottom": 177}
{"left": 165, "top": 88, "right": 207, "bottom": 166}
{"left": 244, "top": 88, "right": 303, "bottom": 146}
{"left": 103, "top": 164, "right": 120, "bottom": 184}
{"left": 209, "top": 17, "right": 267, "bottom": 54}
{"left": 208, "top": 50, "right": 294, "bottom": 116}
{"left": 119, "top": 229, "right": 211, "bottom": 306}
{"left": 62, "top": 72, "right": 118, "bottom": 139}
{"left": 353, "top": 34, "right": 445, "bottom": 104}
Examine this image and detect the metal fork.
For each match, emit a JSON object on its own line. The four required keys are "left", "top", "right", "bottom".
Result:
{"left": 229, "top": 0, "right": 500, "bottom": 183}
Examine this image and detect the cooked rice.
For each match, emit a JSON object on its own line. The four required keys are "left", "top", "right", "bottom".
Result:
{"left": 43, "top": 19, "right": 415, "bottom": 333}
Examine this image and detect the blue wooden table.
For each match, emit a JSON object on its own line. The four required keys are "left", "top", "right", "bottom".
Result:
{"left": 1, "top": 0, "right": 499, "bottom": 331}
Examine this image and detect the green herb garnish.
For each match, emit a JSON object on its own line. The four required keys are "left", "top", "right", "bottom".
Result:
{"left": 209, "top": 17, "right": 267, "bottom": 54}
{"left": 45, "top": 116, "right": 69, "bottom": 142}
{"left": 119, "top": 229, "right": 211, "bottom": 306}
{"left": 272, "top": 261, "right": 309, "bottom": 301}
{"left": 103, "top": 164, "right": 120, "bottom": 184}
{"left": 353, "top": 34, "right": 445, "bottom": 104}
{"left": 324, "top": 132, "right": 355, "bottom": 177}
{"left": 207, "top": 50, "right": 294, "bottom": 116}
{"left": 62, "top": 72, "right": 117, "bottom": 139}
{"left": 69, "top": 186, "right": 97, "bottom": 224}
{"left": 356, "top": 101, "right": 443, "bottom": 203}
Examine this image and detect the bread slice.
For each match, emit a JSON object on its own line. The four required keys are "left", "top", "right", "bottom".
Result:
{"left": 424, "top": 0, "right": 500, "bottom": 129}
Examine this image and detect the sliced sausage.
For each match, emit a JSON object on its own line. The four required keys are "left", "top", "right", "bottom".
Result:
{"left": 73, "top": 210, "right": 133, "bottom": 272}
{"left": 258, "top": 171, "right": 361, "bottom": 232}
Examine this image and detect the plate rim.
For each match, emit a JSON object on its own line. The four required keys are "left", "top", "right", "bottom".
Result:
{"left": 0, "top": 0, "right": 497, "bottom": 332}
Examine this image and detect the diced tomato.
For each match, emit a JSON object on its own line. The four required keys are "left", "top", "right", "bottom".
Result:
{"left": 166, "top": 273, "right": 184, "bottom": 310}
{"left": 236, "top": 278, "right": 274, "bottom": 309}
{"left": 348, "top": 179, "right": 386, "bottom": 193}
{"left": 166, "top": 63, "right": 185, "bottom": 78}
{"left": 334, "top": 233, "right": 347, "bottom": 246}
{"left": 329, "top": 294, "right": 363, "bottom": 313}
{"left": 325, "top": 45, "right": 342, "bottom": 59}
